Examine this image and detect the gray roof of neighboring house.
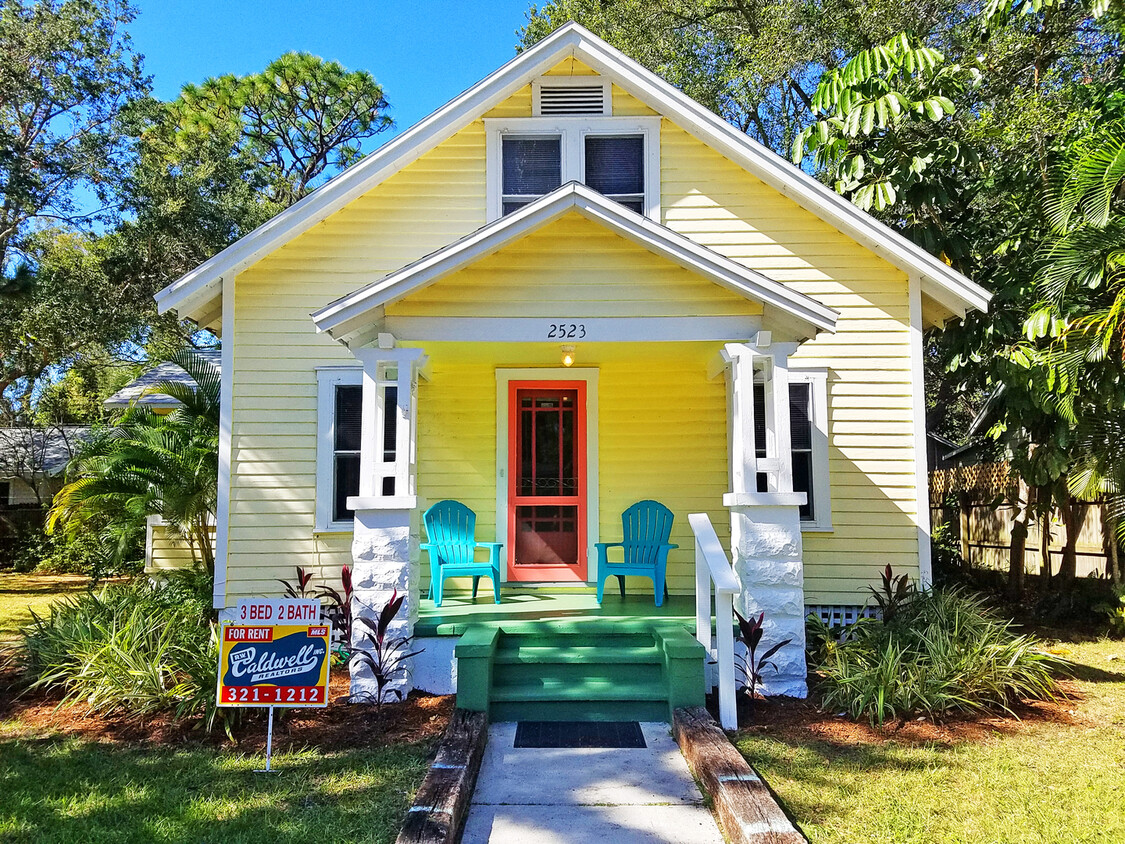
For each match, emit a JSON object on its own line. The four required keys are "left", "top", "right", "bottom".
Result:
{"left": 0, "top": 426, "right": 89, "bottom": 478}
{"left": 103, "top": 349, "right": 221, "bottom": 410}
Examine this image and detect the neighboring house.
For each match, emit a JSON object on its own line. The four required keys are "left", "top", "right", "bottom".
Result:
{"left": 103, "top": 349, "right": 221, "bottom": 413}
{"left": 103, "top": 349, "right": 221, "bottom": 572}
{"left": 0, "top": 426, "right": 85, "bottom": 507}
{"left": 153, "top": 25, "right": 989, "bottom": 715}
{"left": 0, "top": 426, "right": 86, "bottom": 561}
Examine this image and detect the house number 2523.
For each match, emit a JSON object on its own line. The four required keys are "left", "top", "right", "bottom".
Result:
{"left": 546, "top": 323, "right": 586, "bottom": 339}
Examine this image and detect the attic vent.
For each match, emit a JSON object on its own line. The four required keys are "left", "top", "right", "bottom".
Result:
{"left": 537, "top": 84, "right": 607, "bottom": 116}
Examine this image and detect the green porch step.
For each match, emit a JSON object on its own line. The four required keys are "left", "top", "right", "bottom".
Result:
{"left": 454, "top": 624, "right": 705, "bottom": 723}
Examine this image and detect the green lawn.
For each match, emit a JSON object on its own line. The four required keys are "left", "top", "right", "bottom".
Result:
{"left": 0, "top": 736, "right": 433, "bottom": 844}
{"left": 737, "top": 638, "right": 1125, "bottom": 844}
{"left": 0, "top": 573, "right": 89, "bottom": 642}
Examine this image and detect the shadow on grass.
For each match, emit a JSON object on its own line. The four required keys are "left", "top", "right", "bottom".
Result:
{"left": 0, "top": 734, "right": 434, "bottom": 844}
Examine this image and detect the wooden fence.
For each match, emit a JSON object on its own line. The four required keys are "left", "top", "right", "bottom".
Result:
{"left": 929, "top": 462, "right": 1110, "bottom": 578}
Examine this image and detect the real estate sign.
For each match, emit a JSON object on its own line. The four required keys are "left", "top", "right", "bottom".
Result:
{"left": 217, "top": 599, "right": 331, "bottom": 708}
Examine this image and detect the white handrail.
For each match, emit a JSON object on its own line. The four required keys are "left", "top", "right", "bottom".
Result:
{"left": 688, "top": 512, "right": 741, "bottom": 730}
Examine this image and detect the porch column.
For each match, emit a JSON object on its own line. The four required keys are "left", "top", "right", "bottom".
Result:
{"left": 347, "top": 342, "right": 427, "bottom": 701}
{"left": 721, "top": 341, "right": 808, "bottom": 698}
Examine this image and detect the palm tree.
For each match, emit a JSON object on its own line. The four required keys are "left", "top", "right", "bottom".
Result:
{"left": 49, "top": 349, "right": 220, "bottom": 574}
{"left": 1032, "top": 121, "right": 1125, "bottom": 576}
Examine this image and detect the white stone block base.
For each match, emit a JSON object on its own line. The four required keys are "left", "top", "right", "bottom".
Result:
{"left": 729, "top": 503, "right": 808, "bottom": 698}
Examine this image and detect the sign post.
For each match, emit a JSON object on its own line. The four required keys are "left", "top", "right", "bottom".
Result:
{"left": 218, "top": 598, "right": 331, "bottom": 772}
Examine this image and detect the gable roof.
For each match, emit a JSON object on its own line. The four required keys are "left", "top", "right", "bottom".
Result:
{"left": 312, "top": 181, "right": 839, "bottom": 341}
{"left": 103, "top": 349, "right": 222, "bottom": 411}
{"left": 155, "top": 22, "right": 991, "bottom": 325}
{"left": 0, "top": 427, "right": 88, "bottom": 478}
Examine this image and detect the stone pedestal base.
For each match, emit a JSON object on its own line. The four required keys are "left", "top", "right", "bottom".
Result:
{"left": 728, "top": 503, "right": 807, "bottom": 698}
{"left": 349, "top": 506, "right": 420, "bottom": 701}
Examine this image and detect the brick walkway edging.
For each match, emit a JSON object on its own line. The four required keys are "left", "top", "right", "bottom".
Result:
{"left": 673, "top": 706, "right": 808, "bottom": 844}
{"left": 396, "top": 709, "right": 489, "bottom": 844}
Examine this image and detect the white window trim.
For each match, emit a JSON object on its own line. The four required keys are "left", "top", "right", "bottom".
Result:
{"left": 532, "top": 76, "right": 611, "bottom": 117}
{"left": 790, "top": 367, "right": 832, "bottom": 532}
{"left": 315, "top": 366, "right": 363, "bottom": 533}
{"left": 484, "top": 116, "right": 661, "bottom": 223}
{"left": 495, "top": 367, "right": 600, "bottom": 584}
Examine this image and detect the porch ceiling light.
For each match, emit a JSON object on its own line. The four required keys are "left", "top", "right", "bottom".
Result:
{"left": 561, "top": 345, "right": 576, "bottom": 367}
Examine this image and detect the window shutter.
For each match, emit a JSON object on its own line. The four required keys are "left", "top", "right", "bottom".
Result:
{"left": 538, "top": 84, "right": 606, "bottom": 116}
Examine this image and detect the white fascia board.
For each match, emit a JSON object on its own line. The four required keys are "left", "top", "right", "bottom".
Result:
{"left": 311, "top": 182, "right": 837, "bottom": 339}
{"left": 566, "top": 32, "right": 991, "bottom": 316}
{"left": 153, "top": 26, "right": 592, "bottom": 317}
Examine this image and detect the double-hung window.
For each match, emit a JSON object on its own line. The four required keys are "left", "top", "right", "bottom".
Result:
{"left": 753, "top": 369, "right": 831, "bottom": 530}
{"left": 316, "top": 369, "right": 362, "bottom": 531}
{"left": 487, "top": 116, "right": 660, "bottom": 221}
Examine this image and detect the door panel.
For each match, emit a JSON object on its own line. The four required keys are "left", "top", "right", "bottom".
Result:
{"left": 507, "top": 383, "right": 587, "bottom": 581}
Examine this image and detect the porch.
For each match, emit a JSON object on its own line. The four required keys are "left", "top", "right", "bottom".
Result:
{"left": 416, "top": 588, "right": 698, "bottom": 637}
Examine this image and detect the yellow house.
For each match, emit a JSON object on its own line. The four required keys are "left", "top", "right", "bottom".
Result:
{"left": 154, "top": 24, "right": 988, "bottom": 725}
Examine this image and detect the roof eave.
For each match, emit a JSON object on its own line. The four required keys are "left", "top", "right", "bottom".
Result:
{"left": 154, "top": 26, "right": 590, "bottom": 318}
{"left": 312, "top": 182, "right": 838, "bottom": 341}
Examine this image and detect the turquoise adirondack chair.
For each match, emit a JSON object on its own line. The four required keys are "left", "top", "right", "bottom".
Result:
{"left": 595, "top": 500, "right": 678, "bottom": 607}
{"left": 421, "top": 500, "right": 502, "bottom": 607}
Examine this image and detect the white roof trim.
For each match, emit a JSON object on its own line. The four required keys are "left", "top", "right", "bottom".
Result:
{"left": 312, "top": 182, "right": 838, "bottom": 339}
{"left": 155, "top": 22, "right": 989, "bottom": 322}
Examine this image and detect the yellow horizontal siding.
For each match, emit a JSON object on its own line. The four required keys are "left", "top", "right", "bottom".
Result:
{"left": 388, "top": 212, "right": 761, "bottom": 319}
{"left": 224, "top": 121, "right": 490, "bottom": 603}
{"left": 659, "top": 124, "right": 920, "bottom": 603}
{"left": 146, "top": 523, "right": 214, "bottom": 573}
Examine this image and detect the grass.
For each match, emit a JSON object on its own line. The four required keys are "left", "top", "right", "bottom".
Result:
{"left": 0, "top": 573, "right": 90, "bottom": 643}
{"left": 737, "top": 638, "right": 1125, "bottom": 844}
{"left": 0, "top": 734, "right": 434, "bottom": 844}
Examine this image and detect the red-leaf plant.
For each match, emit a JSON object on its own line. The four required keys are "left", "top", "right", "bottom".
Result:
{"left": 317, "top": 564, "right": 354, "bottom": 661}
{"left": 734, "top": 610, "right": 793, "bottom": 713}
{"left": 348, "top": 589, "right": 424, "bottom": 711}
{"left": 279, "top": 566, "right": 318, "bottom": 599}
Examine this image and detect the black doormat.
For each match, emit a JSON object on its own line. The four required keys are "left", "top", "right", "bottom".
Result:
{"left": 514, "top": 721, "right": 646, "bottom": 748}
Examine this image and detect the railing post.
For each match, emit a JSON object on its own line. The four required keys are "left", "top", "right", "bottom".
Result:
{"left": 716, "top": 590, "right": 736, "bottom": 730}
{"left": 695, "top": 539, "right": 710, "bottom": 655}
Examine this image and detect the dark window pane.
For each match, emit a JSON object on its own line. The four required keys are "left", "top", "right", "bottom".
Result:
{"left": 383, "top": 385, "right": 398, "bottom": 462}
{"left": 503, "top": 136, "right": 561, "bottom": 196}
{"left": 789, "top": 383, "right": 812, "bottom": 451}
{"left": 618, "top": 199, "right": 644, "bottom": 214}
{"left": 753, "top": 382, "right": 766, "bottom": 458}
{"left": 334, "top": 454, "right": 360, "bottom": 522}
{"left": 382, "top": 476, "right": 396, "bottom": 496}
{"left": 793, "top": 452, "right": 814, "bottom": 520}
{"left": 503, "top": 200, "right": 530, "bottom": 216}
{"left": 335, "top": 385, "right": 362, "bottom": 452}
{"left": 585, "top": 135, "right": 644, "bottom": 196}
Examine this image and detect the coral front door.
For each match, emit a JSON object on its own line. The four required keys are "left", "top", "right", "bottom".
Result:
{"left": 507, "top": 382, "right": 587, "bottom": 582}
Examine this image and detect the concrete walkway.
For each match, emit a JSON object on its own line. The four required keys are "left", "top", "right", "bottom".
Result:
{"left": 461, "top": 722, "right": 726, "bottom": 844}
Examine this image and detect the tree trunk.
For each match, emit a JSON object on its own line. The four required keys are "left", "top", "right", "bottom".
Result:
{"left": 1038, "top": 489, "right": 1053, "bottom": 595}
{"left": 1008, "top": 484, "right": 1031, "bottom": 598}
{"left": 1058, "top": 498, "right": 1083, "bottom": 586}
{"left": 1101, "top": 501, "right": 1121, "bottom": 586}
{"left": 959, "top": 493, "right": 972, "bottom": 568}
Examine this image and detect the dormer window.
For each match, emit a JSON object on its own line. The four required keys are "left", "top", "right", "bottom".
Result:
{"left": 486, "top": 116, "right": 660, "bottom": 222}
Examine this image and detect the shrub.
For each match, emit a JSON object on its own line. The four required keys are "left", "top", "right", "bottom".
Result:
{"left": 16, "top": 574, "right": 221, "bottom": 724}
{"left": 811, "top": 579, "right": 1066, "bottom": 724}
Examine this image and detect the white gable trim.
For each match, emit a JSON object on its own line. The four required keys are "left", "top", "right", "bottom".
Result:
{"left": 311, "top": 182, "right": 838, "bottom": 340}
{"left": 155, "top": 22, "right": 989, "bottom": 323}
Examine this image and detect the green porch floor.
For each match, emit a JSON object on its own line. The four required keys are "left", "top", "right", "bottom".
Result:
{"left": 415, "top": 589, "right": 697, "bottom": 637}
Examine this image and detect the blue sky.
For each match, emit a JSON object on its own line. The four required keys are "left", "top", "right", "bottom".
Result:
{"left": 129, "top": 0, "right": 536, "bottom": 145}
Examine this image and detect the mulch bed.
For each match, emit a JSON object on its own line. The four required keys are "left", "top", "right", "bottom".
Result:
{"left": 716, "top": 678, "right": 1088, "bottom": 747}
{"left": 0, "top": 667, "right": 453, "bottom": 751}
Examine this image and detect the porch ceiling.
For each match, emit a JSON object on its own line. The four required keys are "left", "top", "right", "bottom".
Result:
{"left": 311, "top": 182, "right": 838, "bottom": 347}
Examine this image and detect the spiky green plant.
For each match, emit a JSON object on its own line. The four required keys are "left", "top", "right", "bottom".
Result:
{"left": 814, "top": 580, "right": 1066, "bottom": 724}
